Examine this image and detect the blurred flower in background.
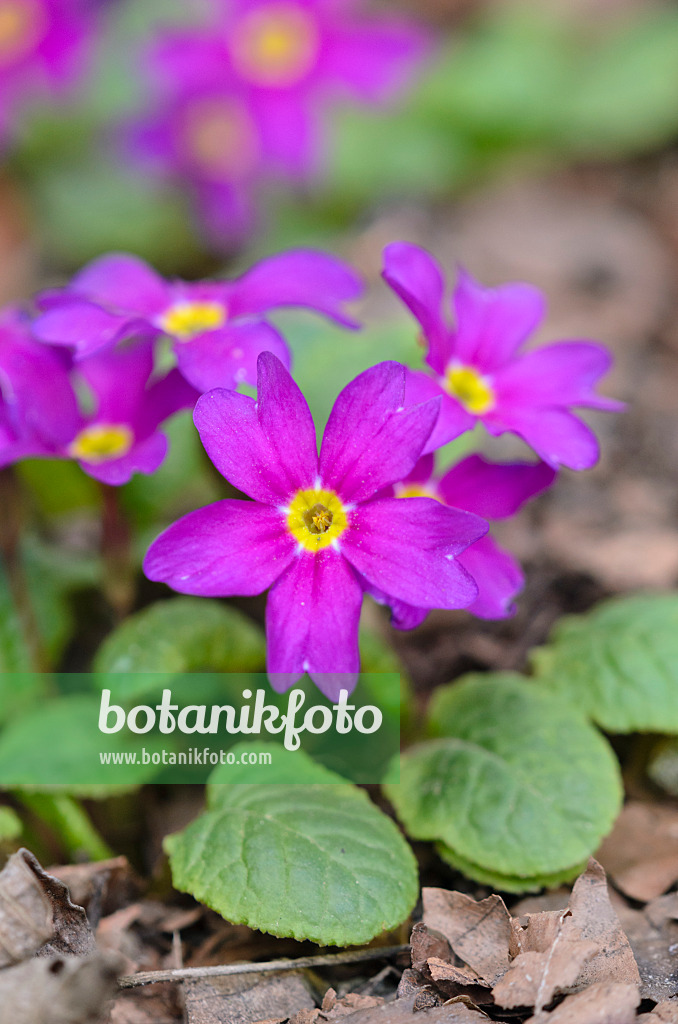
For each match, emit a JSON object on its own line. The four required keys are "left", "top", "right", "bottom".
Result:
{"left": 129, "top": 0, "right": 430, "bottom": 247}
{"left": 0, "top": 0, "right": 94, "bottom": 147}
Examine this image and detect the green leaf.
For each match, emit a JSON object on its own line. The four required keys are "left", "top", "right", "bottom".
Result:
{"left": 436, "top": 842, "right": 587, "bottom": 895}
{"left": 0, "top": 695, "right": 162, "bottom": 796}
{"left": 0, "top": 806, "right": 22, "bottom": 841}
{"left": 531, "top": 593, "right": 678, "bottom": 734}
{"left": 165, "top": 744, "right": 418, "bottom": 945}
{"left": 385, "top": 673, "right": 622, "bottom": 878}
{"left": 0, "top": 561, "right": 31, "bottom": 674}
{"left": 94, "top": 597, "right": 266, "bottom": 700}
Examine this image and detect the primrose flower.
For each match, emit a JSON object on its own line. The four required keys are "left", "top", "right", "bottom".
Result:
{"left": 0, "top": 311, "right": 197, "bottom": 483}
{"left": 33, "top": 248, "right": 363, "bottom": 393}
{"left": 0, "top": 0, "right": 93, "bottom": 146}
{"left": 131, "top": 0, "right": 428, "bottom": 242}
{"left": 383, "top": 243, "right": 624, "bottom": 470}
{"left": 144, "top": 353, "right": 487, "bottom": 698}
{"left": 382, "top": 453, "right": 555, "bottom": 625}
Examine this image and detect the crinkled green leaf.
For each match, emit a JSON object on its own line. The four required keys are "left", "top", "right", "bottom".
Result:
{"left": 94, "top": 597, "right": 266, "bottom": 700}
{"left": 436, "top": 842, "right": 587, "bottom": 895}
{"left": 531, "top": 593, "right": 678, "bottom": 734}
{"left": 166, "top": 744, "right": 418, "bottom": 945}
{"left": 385, "top": 673, "right": 622, "bottom": 878}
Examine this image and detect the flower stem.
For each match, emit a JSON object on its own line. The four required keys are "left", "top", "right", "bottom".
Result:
{"left": 0, "top": 466, "right": 47, "bottom": 670}
{"left": 15, "top": 792, "right": 113, "bottom": 861}
{"left": 100, "top": 483, "right": 134, "bottom": 622}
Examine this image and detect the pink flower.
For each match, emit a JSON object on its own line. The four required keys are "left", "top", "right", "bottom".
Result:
{"left": 0, "top": 308, "right": 197, "bottom": 484}
{"left": 383, "top": 243, "right": 624, "bottom": 470}
{"left": 376, "top": 453, "right": 555, "bottom": 626}
{"left": 144, "top": 353, "right": 487, "bottom": 698}
{"left": 33, "top": 248, "right": 363, "bottom": 393}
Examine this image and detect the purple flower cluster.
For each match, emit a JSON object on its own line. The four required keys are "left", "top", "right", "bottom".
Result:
{"left": 128, "top": 0, "right": 429, "bottom": 245}
{"left": 0, "top": 247, "right": 363, "bottom": 482}
{"left": 1, "top": 241, "right": 622, "bottom": 691}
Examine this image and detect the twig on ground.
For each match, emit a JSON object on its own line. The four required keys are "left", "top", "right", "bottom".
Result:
{"left": 119, "top": 944, "right": 410, "bottom": 989}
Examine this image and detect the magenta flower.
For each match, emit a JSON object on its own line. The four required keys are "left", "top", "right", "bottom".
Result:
{"left": 0, "top": 0, "right": 93, "bottom": 146}
{"left": 379, "top": 453, "right": 555, "bottom": 626}
{"left": 0, "top": 310, "right": 197, "bottom": 484}
{"left": 130, "top": 0, "right": 428, "bottom": 242}
{"left": 33, "top": 248, "right": 363, "bottom": 393}
{"left": 383, "top": 243, "right": 624, "bottom": 470}
{"left": 144, "top": 353, "right": 487, "bottom": 698}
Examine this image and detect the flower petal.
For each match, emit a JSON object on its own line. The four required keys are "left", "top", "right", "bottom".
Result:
{"left": 342, "top": 497, "right": 486, "bottom": 609}
{"left": 174, "top": 320, "right": 290, "bottom": 392}
{"left": 457, "top": 535, "right": 524, "bottom": 620}
{"left": 437, "top": 454, "right": 556, "bottom": 519}
{"left": 321, "top": 20, "right": 430, "bottom": 102}
{"left": 193, "top": 353, "right": 317, "bottom": 504}
{"left": 404, "top": 369, "right": 474, "bottom": 453}
{"left": 266, "top": 548, "right": 362, "bottom": 700}
{"left": 32, "top": 300, "right": 136, "bottom": 357}
{"left": 81, "top": 433, "right": 168, "bottom": 486}
{"left": 144, "top": 499, "right": 295, "bottom": 597}
{"left": 320, "top": 361, "right": 440, "bottom": 502}
{"left": 494, "top": 341, "right": 624, "bottom": 411}
{"left": 364, "top": 582, "right": 428, "bottom": 631}
{"left": 453, "top": 268, "right": 546, "bottom": 371}
{"left": 248, "top": 91, "right": 319, "bottom": 178}
{"left": 382, "top": 242, "right": 450, "bottom": 374}
{"left": 77, "top": 336, "right": 155, "bottom": 424}
{"left": 134, "top": 369, "right": 200, "bottom": 438}
{"left": 487, "top": 406, "right": 600, "bottom": 471}
{"left": 71, "top": 253, "right": 169, "bottom": 315}
{"left": 228, "top": 249, "right": 364, "bottom": 328}
{"left": 0, "top": 324, "right": 80, "bottom": 447}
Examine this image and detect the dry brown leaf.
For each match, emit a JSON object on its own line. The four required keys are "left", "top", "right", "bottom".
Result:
{"left": 410, "top": 923, "right": 452, "bottom": 972}
{"left": 334, "top": 998, "right": 489, "bottom": 1024}
{"left": 0, "top": 849, "right": 55, "bottom": 966}
{"left": 642, "top": 1001, "right": 678, "bottom": 1022}
{"left": 422, "top": 889, "right": 511, "bottom": 985}
{"left": 0, "top": 848, "right": 94, "bottom": 965}
{"left": 596, "top": 802, "right": 678, "bottom": 902}
{"left": 566, "top": 859, "right": 641, "bottom": 990}
{"left": 0, "top": 951, "right": 123, "bottom": 1024}
{"left": 48, "top": 856, "right": 139, "bottom": 922}
{"left": 185, "top": 969, "right": 315, "bottom": 1024}
{"left": 524, "top": 981, "right": 640, "bottom": 1024}
{"left": 427, "top": 958, "right": 487, "bottom": 990}
{"left": 493, "top": 910, "right": 598, "bottom": 1011}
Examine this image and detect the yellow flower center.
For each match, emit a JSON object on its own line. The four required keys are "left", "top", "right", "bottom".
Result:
{"left": 0, "top": 0, "right": 44, "bottom": 66}
{"left": 69, "top": 424, "right": 134, "bottom": 464}
{"left": 395, "top": 483, "right": 442, "bottom": 502}
{"left": 287, "top": 488, "right": 348, "bottom": 552}
{"left": 444, "top": 364, "right": 495, "bottom": 415}
{"left": 231, "top": 3, "right": 319, "bottom": 87}
{"left": 158, "top": 300, "right": 227, "bottom": 341}
{"left": 181, "top": 97, "right": 260, "bottom": 181}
